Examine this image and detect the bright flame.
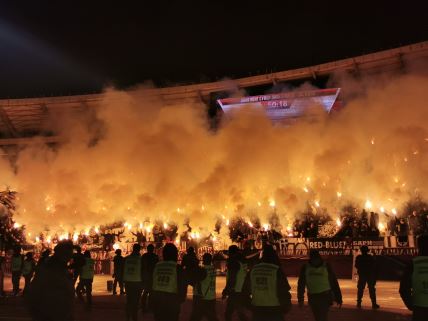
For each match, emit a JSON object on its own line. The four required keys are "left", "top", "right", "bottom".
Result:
{"left": 226, "top": 219, "right": 230, "bottom": 226}
{"left": 315, "top": 200, "right": 320, "bottom": 207}
{"left": 47, "top": 236, "right": 51, "bottom": 244}
{"left": 113, "top": 243, "right": 120, "bottom": 250}
{"left": 336, "top": 218, "right": 342, "bottom": 227}
{"left": 306, "top": 176, "right": 311, "bottom": 182}
{"left": 212, "top": 235, "right": 217, "bottom": 242}
{"left": 13, "top": 222, "right": 20, "bottom": 228}
{"left": 262, "top": 223, "right": 270, "bottom": 231}
{"left": 35, "top": 236, "right": 40, "bottom": 242}
{"left": 303, "top": 187, "right": 309, "bottom": 193}
{"left": 163, "top": 223, "right": 168, "bottom": 229}
{"left": 139, "top": 223, "right": 143, "bottom": 229}
{"left": 94, "top": 226, "right": 100, "bottom": 234}
{"left": 380, "top": 207, "right": 385, "bottom": 213}
{"left": 257, "top": 201, "right": 262, "bottom": 207}
{"left": 371, "top": 138, "right": 375, "bottom": 145}
{"left": 145, "top": 225, "right": 152, "bottom": 233}
{"left": 365, "top": 200, "right": 372, "bottom": 210}
{"left": 378, "top": 222, "right": 386, "bottom": 232}
{"left": 269, "top": 199, "right": 276, "bottom": 207}
{"left": 247, "top": 221, "right": 253, "bottom": 228}
{"left": 73, "top": 233, "right": 78, "bottom": 242}
{"left": 336, "top": 191, "right": 342, "bottom": 198}
{"left": 392, "top": 208, "right": 397, "bottom": 215}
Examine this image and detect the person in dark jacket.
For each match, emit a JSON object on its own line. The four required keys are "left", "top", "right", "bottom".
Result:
{"left": 11, "top": 246, "right": 23, "bottom": 296}
{"left": 141, "top": 244, "right": 159, "bottom": 312}
{"left": 123, "top": 243, "right": 143, "bottom": 321}
{"left": 181, "top": 246, "right": 199, "bottom": 287}
{"left": 27, "top": 240, "right": 75, "bottom": 321}
{"left": 151, "top": 243, "right": 187, "bottom": 321}
{"left": 298, "top": 250, "right": 342, "bottom": 321}
{"left": 22, "top": 252, "right": 36, "bottom": 296}
{"left": 242, "top": 245, "right": 292, "bottom": 321}
{"left": 400, "top": 235, "right": 428, "bottom": 321}
{"left": 222, "top": 245, "right": 248, "bottom": 321}
{"left": 70, "top": 246, "right": 85, "bottom": 292}
{"left": 112, "top": 249, "right": 125, "bottom": 295}
{"left": 355, "top": 245, "right": 379, "bottom": 309}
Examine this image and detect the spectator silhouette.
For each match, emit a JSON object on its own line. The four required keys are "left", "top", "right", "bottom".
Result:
{"left": 141, "top": 244, "right": 158, "bottom": 313}
{"left": 27, "top": 240, "right": 74, "bottom": 321}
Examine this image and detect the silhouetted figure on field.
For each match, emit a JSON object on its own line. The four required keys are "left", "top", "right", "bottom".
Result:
{"left": 222, "top": 245, "right": 248, "bottom": 321}
{"left": 70, "top": 246, "right": 85, "bottom": 287}
{"left": 151, "top": 243, "right": 186, "bottom": 321}
{"left": 190, "top": 253, "right": 219, "bottom": 321}
{"left": 123, "top": 243, "right": 143, "bottom": 321}
{"left": 298, "top": 250, "right": 342, "bottom": 321}
{"left": 182, "top": 246, "right": 199, "bottom": 288}
{"left": 77, "top": 250, "right": 95, "bottom": 311}
{"left": 27, "top": 240, "right": 74, "bottom": 321}
{"left": 11, "top": 246, "right": 23, "bottom": 295}
{"left": 141, "top": 244, "right": 158, "bottom": 313}
{"left": 112, "top": 249, "right": 125, "bottom": 295}
{"left": 400, "top": 235, "right": 428, "bottom": 321}
{"left": 242, "top": 245, "right": 292, "bottom": 321}
{"left": 22, "top": 252, "right": 36, "bottom": 296}
{"left": 355, "top": 245, "right": 379, "bottom": 309}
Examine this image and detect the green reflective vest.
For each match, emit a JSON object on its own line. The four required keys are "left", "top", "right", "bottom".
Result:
{"left": 22, "top": 260, "right": 34, "bottom": 275}
{"left": 152, "top": 261, "right": 178, "bottom": 294}
{"left": 250, "top": 263, "right": 280, "bottom": 307}
{"left": 197, "top": 265, "right": 216, "bottom": 300}
{"left": 80, "top": 258, "right": 95, "bottom": 280}
{"left": 124, "top": 255, "right": 142, "bottom": 282}
{"left": 305, "top": 263, "right": 331, "bottom": 294}
{"left": 226, "top": 262, "right": 247, "bottom": 293}
{"left": 412, "top": 256, "right": 428, "bottom": 308}
{"left": 11, "top": 256, "right": 22, "bottom": 272}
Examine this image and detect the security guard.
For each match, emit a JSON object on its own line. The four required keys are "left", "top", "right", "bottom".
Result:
{"left": 222, "top": 245, "right": 248, "bottom": 321}
{"left": 400, "top": 235, "right": 428, "bottom": 321}
{"left": 355, "top": 245, "right": 379, "bottom": 309}
{"left": 78, "top": 250, "right": 95, "bottom": 310}
{"left": 298, "top": 250, "right": 342, "bottom": 321}
{"left": 11, "top": 246, "right": 23, "bottom": 296}
{"left": 151, "top": 243, "right": 186, "bottom": 321}
{"left": 123, "top": 243, "right": 143, "bottom": 321}
{"left": 190, "top": 253, "right": 219, "bottom": 321}
{"left": 22, "top": 252, "right": 36, "bottom": 296}
{"left": 243, "top": 245, "right": 292, "bottom": 321}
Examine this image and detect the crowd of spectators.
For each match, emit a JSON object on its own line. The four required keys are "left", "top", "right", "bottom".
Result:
{"left": 291, "top": 202, "right": 428, "bottom": 239}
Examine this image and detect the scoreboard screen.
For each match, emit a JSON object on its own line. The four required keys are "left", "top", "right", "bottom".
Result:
{"left": 217, "top": 88, "right": 341, "bottom": 122}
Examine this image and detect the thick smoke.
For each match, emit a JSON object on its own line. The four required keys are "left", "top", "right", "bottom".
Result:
{"left": 3, "top": 72, "right": 428, "bottom": 240}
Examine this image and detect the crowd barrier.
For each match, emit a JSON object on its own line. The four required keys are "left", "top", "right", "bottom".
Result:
{"left": 1, "top": 236, "right": 419, "bottom": 280}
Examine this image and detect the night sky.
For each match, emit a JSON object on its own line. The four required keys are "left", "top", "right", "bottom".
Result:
{"left": 0, "top": 1, "right": 427, "bottom": 98}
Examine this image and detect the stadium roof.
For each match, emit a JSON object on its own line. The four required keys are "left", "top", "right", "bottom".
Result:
{"left": 0, "top": 41, "right": 427, "bottom": 146}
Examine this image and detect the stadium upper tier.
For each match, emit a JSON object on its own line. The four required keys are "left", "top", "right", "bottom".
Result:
{"left": 0, "top": 41, "right": 427, "bottom": 146}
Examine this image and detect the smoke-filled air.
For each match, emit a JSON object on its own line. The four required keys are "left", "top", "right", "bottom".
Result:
{"left": 3, "top": 72, "right": 428, "bottom": 242}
